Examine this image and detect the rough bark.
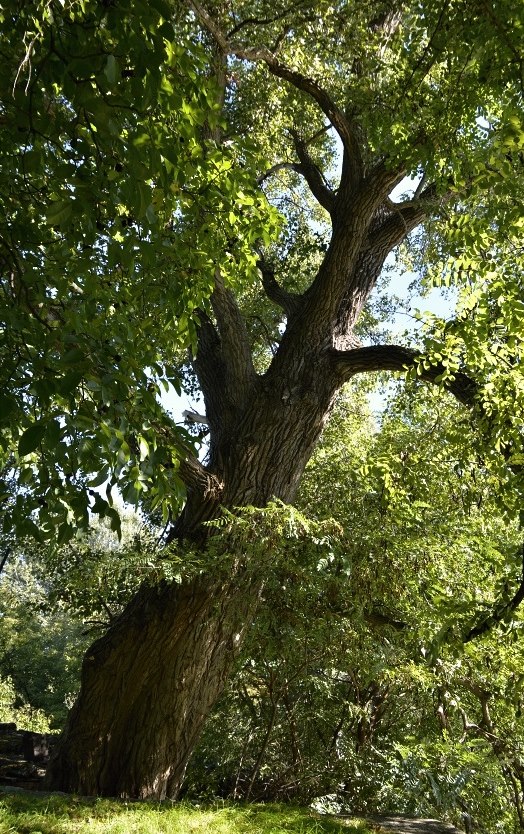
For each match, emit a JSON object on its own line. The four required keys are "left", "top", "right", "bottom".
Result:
{"left": 46, "top": 571, "right": 262, "bottom": 799}
{"left": 45, "top": 365, "right": 342, "bottom": 798}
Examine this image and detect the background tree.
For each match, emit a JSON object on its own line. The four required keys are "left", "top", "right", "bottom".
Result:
{"left": 0, "top": 0, "right": 523, "bottom": 799}
{"left": 0, "top": 510, "right": 159, "bottom": 729}
{"left": 185, "top": 383, "right": 524, "bottom": 832}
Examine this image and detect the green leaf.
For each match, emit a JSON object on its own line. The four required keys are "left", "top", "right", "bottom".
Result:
{"left": 46, "top": 199, "right": 73, "bottom": 226}
{"left": 0, "top": 393, "right": 17, "bottom": 424}
{"left": 18, "top": 422, "right": 47, "bottom": 456}
{"left": 148, "top": 0, "right": 173, "bottom": 17}
{"left": 57, "top": 372, "right": 84, "bottom": 395}
{"left": 46, "top": 418, "right": 62, "bottom": 446}
{"left": 62, "top": 348, "right": 86, "bottom": 364}
{"left": 90, "top": 493, "right": 109, "bottom": 515}
{"left": 18, "top": 518, "right": 43, "bottom": 542}
{"left": 104, "top": 54, "right": 118, "bottom": 86}
{"left": 137, "top": 180, "right": 152, "bottom": 217}
{"left": 88, "top": 468, "right": 110, "bottom": 488}
{"left": 107, "top": 506, "right": 122, "bottom": 538}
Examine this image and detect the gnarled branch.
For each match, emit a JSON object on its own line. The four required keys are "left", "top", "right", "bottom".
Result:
{"left": 166, "top": 455, "right": 224, "bottom": 544}
{"left": 178, "top": 455, "right": 223, "bottom": 498}
{"left": 330, "top": 344, "right": 477, "bottom": 406}
{"left": 258, "top": 257, "right": 301, "bottom": 318}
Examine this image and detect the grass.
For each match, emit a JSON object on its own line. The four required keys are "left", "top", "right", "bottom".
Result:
{"left": 0, "top": 792, "right": 376, "bottom": 834}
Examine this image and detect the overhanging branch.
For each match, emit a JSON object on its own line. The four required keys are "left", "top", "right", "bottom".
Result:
{"left": 333, "top": 343, "right": 524, "bottom": 645}
{"left": 331, "top": 344, "right": 477, "bottom": 406}
{"left": 178, "top": 455, "right": 223, "bottom": 497}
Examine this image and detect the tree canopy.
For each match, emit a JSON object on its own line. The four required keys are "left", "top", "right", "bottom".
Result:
{"left": 1, "top": 0, "right": 523, "bottom": 538}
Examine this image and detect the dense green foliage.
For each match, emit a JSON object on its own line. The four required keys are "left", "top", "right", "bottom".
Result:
{"left": 1, "top": 0, "right": 523, "bottom": 542}
{"left": 0, "top": 676, "right": 50, "bottom": 733}
{"left": 183, "top": 385, "right": 524, "bottom": 832}
{"left": 0, "top": 0, "right": 279, "bottom": 541}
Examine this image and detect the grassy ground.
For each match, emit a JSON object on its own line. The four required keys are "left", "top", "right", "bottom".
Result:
{"left": 0, "top": 792, "right": 375, "bottom": 834}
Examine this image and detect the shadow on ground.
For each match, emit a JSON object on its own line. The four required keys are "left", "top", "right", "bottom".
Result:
{"left": 339, "top": 814, "right": 464, "bottom": 834}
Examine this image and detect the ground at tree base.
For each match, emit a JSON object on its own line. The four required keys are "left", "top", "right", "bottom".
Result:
{"left": 0, "top": 728, "right": 465, "bottom": 834}
{"left": 341, "top": 814, "right": 464, "bottom": 834}
{"left": 0, "top": 786, "right": 465, "bottom": 834}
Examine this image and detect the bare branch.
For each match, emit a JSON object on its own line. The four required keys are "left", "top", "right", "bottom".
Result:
{"left": 258, "top": 257, "right": 301, "bottom": 318}
{"left": 257, "top": 161, "right": 301, "bottom": 185}
{"left": 191, "top": 276, "right": 256, "bottom": 443}
{"left": 413, "top": 172, "right": 428, "bottom": 199}
{"left": 183, "top": 410, "right": 210, "bottom": 427}
{"left": 365, "top": 200, "right": 426, "bottom": 259}
{"left": 305, "top": 123, "right": 332, "bottom": 145}
{"left": 330, "top": 344, "right": 477, "bottom": 406}
{"left": 227, "top": 0, "right": 308, "bottom": 38}
{"left": 289, "top": 128, "right": 335, "bottom": 214}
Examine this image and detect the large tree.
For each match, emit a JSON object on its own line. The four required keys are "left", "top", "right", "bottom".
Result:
{"left": 2, "top": 0, "right": 524, "bottom": 799}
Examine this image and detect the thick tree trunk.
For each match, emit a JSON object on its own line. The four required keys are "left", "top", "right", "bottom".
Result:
{"left": 46, "top": 365, "right": 341, "bottom": 799}
{"left": 46, "top": 570, "right": 262, "bottom": 798}
{"left": 43, "top": 194, "right": 426, "bottom": 798}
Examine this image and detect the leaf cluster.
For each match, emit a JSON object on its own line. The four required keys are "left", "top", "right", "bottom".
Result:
{"left": 0, "top": 0, "right": 280, "bottom": 542}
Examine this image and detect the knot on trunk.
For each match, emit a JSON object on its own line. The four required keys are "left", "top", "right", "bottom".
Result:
{"left": 179, "top": 455, "right": 224, "bottom": 501}
{"left": 167, "top": 456, "right": 225, "bottom": 544}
